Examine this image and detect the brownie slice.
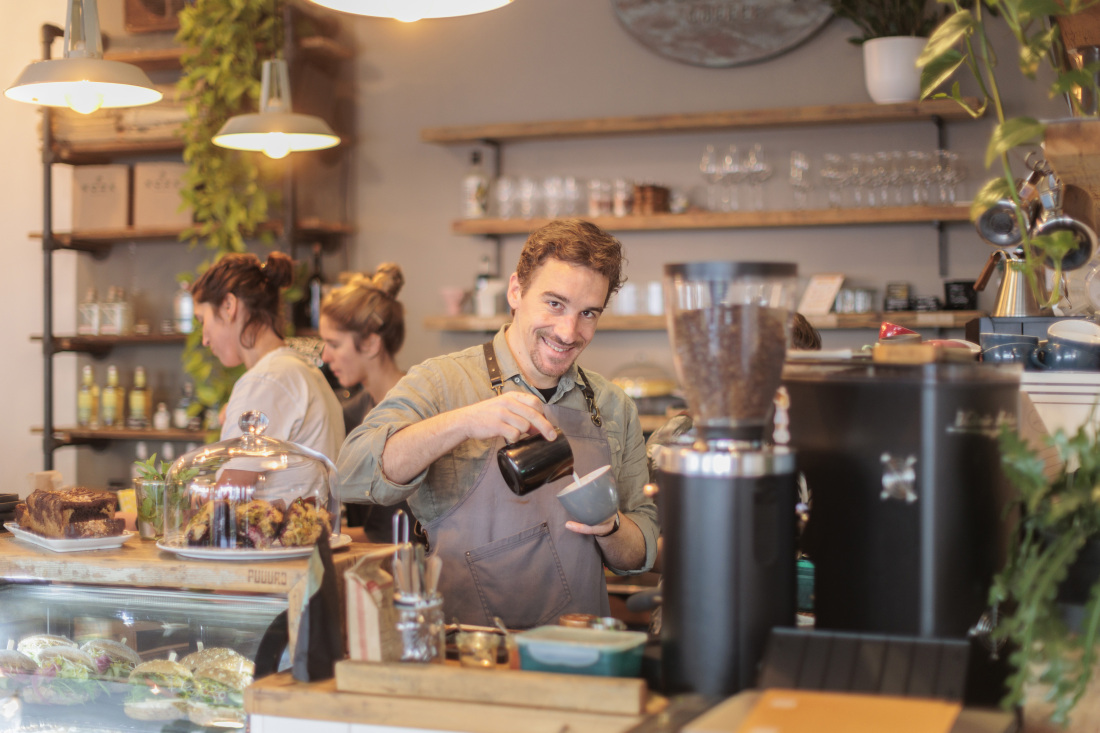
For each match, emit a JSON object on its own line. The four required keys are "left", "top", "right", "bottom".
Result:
{"left": 18, "top": 487, "right": 121, "bottom": 539}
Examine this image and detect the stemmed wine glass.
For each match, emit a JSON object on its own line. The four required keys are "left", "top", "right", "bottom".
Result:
{"left": 699, "top": 145, "right": 723, "bottom": 211}
{"left": 744, "top": 144, "right": 772, "bottom": 210}
{"left": 820, "top": 153, "right": 846, "bottom": 208}
{"left": 721, "top": 145, "right": 746, "bottom": 211}
{"left": 790, "top": 151, "right": 811, "bottom": 209}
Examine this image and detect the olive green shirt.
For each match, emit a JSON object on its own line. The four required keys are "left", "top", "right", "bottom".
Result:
{"left": 336, "top": 326, "right": 659, "bottom": 575}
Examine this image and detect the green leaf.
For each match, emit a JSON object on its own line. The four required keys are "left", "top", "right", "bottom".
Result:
{"left": 921, "top": 48, "right": 966, "bottom": 98}
{"left": 919, "top": 10, "right": 975, "bottom": 66}
{"left": 985, "top": 117, "right": 1046, "bottom": 167}
{"left": 970, "top": 177, "right": 1014, "bottom": 221}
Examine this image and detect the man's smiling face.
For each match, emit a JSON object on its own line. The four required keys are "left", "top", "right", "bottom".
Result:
{"left": 504, "top": 258, "right": 609, "bottom": 389}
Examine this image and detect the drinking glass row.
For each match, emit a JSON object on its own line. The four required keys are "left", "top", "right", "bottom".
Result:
{"left": 494, "top": 176, "right": 678, "bottom": 219}
{"left": 806, "top": 149, "right": 967, "bottom": 209}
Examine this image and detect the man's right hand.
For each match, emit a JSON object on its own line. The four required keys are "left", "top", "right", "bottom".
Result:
{"left": 379, "top": 391, "right": 558, "bottom": 486}
{"left": 457, "top": 392, "right": 557, "bottom": 444}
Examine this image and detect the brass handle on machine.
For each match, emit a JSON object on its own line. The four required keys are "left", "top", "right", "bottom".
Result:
{"left": 974, "top": 249, "right": 1007, "bottom": 292}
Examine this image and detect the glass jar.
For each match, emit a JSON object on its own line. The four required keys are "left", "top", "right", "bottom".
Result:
{"left": 161, "top": 411, "right": 340, "bottom": 554}
{"left": 393, "top": 593, "right": 445, "bottom": 664}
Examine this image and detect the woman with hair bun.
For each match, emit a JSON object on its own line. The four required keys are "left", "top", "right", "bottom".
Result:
{"left": 319, "top": 263, "right": 408, "bottom": 540}
{"left": 191, "top": 251, "right": 345, "bottom": 461}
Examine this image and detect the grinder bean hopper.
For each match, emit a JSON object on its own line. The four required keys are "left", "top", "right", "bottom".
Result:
{"left": 651, "top": 261, "right": 799, "bottom": 698}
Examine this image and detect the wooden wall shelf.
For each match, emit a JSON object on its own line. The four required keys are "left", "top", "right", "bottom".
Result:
{"left": 34, "top": 426, "right": 212, "bottom": 446}
{"left": 30, "top": 219, "right": 352, "bottom": 253}
{"left": 103, "top": 36, "right": 354, "bottom": 71}
{"left": 32, "top": 333, "right": 188, "bottom": 355}
{"left": 52, "top": 137, "right": 185, "bottom": 164}
{"left": 452, "top": 205, "right": 971, "bottom": 236}
{"left": 421, "top": 99, "right": 982, "bottom": 145}
{"left": 424, "top": 311, "right": 983, "bottom": 333}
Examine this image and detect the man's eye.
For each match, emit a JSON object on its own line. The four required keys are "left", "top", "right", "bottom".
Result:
{"left": 581, "top": 311, "right": 597, "bottom": 319}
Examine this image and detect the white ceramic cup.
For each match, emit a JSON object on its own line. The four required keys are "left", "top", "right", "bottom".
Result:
{"left": 1048, "top": 319, "right": 1100, "bottom": 344}
{"left": 557, "top": 465, "right": 618, "bottom": 526}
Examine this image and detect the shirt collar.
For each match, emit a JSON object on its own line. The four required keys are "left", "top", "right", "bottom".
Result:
{"left": 493, "top": 325, "right": 579, "bottom": 399}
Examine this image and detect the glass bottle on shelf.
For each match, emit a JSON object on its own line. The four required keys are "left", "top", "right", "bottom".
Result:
{"left": 173, "top": 382, "right": 194, "bottom": 430}
{"left": 112, "top": 287, "right": 134, "bottom": 336}
{"left": 99, "top": 287, "right": 121, "bottom": 335}
{"left": 462, "top": 150, "right": 490, "bottom": 219}
{"left": 295, "top": 244, "right": 325, "bottom": 332}
{"left": 153, "top": 402, "right": 171, "bottom": 431}
{"left": 77, "top": 365, "right": 97, "bottom": 427}
{"left": 101, "top": 365, "right": 121, "bottom": 427}
{"left": 173, "top": 281, "right": 194, "bottom": 334}
{"left": 131, "top": 441, "right": 149, "bottom": 482}
{"left": 77, "top": 287, "right": 99, "bottom": 336}
{"left": 128, "top": 366, "right": 151, "bottom": 429}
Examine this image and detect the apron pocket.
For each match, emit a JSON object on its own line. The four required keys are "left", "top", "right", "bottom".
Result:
{"left": 466, "top": 522, "right": 572, "bottom": 629}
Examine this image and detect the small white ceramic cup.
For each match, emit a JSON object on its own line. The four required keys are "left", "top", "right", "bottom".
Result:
{"left": 557, "top": 465, "right": 618, "bottom": 526}
{"left": 1048, "top": 319, "right": 1100, "bottom": 344}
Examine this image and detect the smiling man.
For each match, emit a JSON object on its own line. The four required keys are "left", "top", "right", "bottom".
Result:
{"left": 336, "top": 219, "right": 658, "bottom": 628}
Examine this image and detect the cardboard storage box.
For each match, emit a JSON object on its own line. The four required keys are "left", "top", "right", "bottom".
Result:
{"left": 72, "top": 164, "right": 128, "bottom": 230}
{"left": 133, "top": 162, "right": 192, "bottom": 229}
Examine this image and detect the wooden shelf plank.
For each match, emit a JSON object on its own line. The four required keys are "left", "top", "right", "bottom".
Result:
{"left": 421, "top": 99, "right": 983, "bottom": 144}
{"left": 30, "top": 219, "right": 353, "bottom": 250}
{"left": 807, "top": 310, "right": 984, "bottom": 330}
{"left": 1044, "top": 118, "right": 1100, "bottom": 217}
{"left": 425, "top": 311, "right": 983, "bottom": 333}
{"left": 32, "top": 333, "right": 188, "bottom": 353}
{"left": 33, "top": 426, "right": 212, "bottom": 444}
{"left": 451, "top": 205, "right": 972, "bottom": 235}
{"left": 51, "top": 137, "right": 185, "bottom": 164}
{"left": 104, "top": 47, "right": 184, "bottom": 71}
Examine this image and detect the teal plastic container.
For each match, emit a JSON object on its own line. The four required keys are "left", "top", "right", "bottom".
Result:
{"left": 797, "top": 557, "right": 815, "bottom": 612}
{"left": 515, "top": 626, "right": 647, "bottom": 677}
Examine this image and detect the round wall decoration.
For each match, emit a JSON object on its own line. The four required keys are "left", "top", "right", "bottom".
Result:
{"left": 611, "top": 0, "right": 834, "bottom": 68}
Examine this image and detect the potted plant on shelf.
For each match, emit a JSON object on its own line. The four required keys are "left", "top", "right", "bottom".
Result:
{"left": 827, "top": 0, "right": 946, "bottom": 103}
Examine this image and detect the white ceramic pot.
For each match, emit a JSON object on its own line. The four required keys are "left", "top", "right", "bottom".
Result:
{"left": 862, "top": 36, "right": 927, "bottom": 104}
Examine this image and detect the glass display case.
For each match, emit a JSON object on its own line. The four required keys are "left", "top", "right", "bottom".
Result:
{"left": 0, "top": 580, "right": 284, "bottom": 731}
{"left": 160, "top": 410, "right": 344, "bottom": 555}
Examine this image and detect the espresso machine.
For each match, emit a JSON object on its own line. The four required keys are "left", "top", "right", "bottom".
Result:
{"left": 652, "top": 261, "right": 799, "bottom": 698}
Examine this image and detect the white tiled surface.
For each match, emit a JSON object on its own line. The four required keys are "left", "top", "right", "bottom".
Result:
{"left": 253, "top": 715, "right": 445, "bottom": 733}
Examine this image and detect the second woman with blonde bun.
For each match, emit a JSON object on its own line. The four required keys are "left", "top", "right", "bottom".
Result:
{"left": 320, "top": 263, "right": 410, "bottom": 541}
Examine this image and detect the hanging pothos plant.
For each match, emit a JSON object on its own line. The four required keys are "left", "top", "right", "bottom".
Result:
{"left": 175, "top": 0, "right": 282, "bottom": 417}
{"left": 918, "top": 0, "right": 1100, "bottom": 308}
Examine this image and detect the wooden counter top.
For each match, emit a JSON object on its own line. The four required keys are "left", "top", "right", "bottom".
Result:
{"left": 247, "top": 671, "right": 654, "bottom": 733}
{"left": 0, "top": 533, "right": 376, "bottom": 595}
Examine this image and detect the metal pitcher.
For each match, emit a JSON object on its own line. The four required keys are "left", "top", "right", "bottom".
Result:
{"left": 992, "top": 251, "right": 1050, "bottom": 318}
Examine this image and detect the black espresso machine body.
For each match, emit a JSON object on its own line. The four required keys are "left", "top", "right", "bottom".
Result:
{"left": 654, "top": 443, "right": 797, "bottom": 698}
{"left": 783, "top": 361, "right": 1019, "bottom": 638}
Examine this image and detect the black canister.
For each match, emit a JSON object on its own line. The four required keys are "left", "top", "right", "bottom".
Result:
{"left": 654, "top": 440, "right": 797, "bottom": 697}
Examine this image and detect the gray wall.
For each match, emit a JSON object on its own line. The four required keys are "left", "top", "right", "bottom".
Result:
{"left": 0, "top": 0, "right": 1065, "bottom": 489}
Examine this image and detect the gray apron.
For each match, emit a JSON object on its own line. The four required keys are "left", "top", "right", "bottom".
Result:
{"left": 423, "top": 343, "right": 613, "bottom": 629}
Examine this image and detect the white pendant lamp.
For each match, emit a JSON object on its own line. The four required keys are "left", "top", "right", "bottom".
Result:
{"left": 212, "top": 59, "right": 340, "bottom": 160}
{"left": 305, "top": 0, "right": 513, "bottom": 22}
{"left": 5, "top": 0, "right": 161, "bottom": 114}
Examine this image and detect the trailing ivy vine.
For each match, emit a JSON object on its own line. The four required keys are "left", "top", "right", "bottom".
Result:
{"left": 175, "top": 0, "right": 282, "bottom": 415}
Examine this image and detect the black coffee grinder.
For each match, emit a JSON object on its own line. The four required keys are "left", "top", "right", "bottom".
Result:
{"left": 652, "top": 261, "right": 799, "bottom": 698}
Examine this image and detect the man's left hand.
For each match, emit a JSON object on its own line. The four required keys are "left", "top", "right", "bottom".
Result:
{"left": 565, "top": 514, "right": 617, "bottom": 537}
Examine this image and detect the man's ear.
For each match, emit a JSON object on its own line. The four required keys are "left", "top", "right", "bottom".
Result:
{"left": 506, "top": 272, "right": 522, "bottom": 310}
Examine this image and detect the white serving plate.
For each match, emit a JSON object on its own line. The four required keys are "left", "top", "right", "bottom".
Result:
{"left": 156, "top": 533, "right": 352, "bottom": 561}
{"left": 4, "top": 522, "right": 137, "bottom": 552}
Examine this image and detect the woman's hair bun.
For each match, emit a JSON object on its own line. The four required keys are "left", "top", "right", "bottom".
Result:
{"left": 263, "top": 252, "right": 294, "bottom": 289}
{"left": 371, "top": 263, "right": 404, "bottom": 299}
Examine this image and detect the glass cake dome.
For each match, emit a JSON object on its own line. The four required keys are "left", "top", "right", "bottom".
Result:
{"left": 159, "top": 411, "right": 341, "bottom": 554}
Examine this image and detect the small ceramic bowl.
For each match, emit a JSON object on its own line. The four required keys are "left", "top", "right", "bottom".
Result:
{"left": 557, "top": 465, "right": 618, "bottom": 527}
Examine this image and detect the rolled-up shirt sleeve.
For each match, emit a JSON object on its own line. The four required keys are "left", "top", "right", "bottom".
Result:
{"left": 336, "top": 361, "right": 443, "bottom": 506}
{"left": 609, "top": 394, "right": 660, "bottom": 575}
